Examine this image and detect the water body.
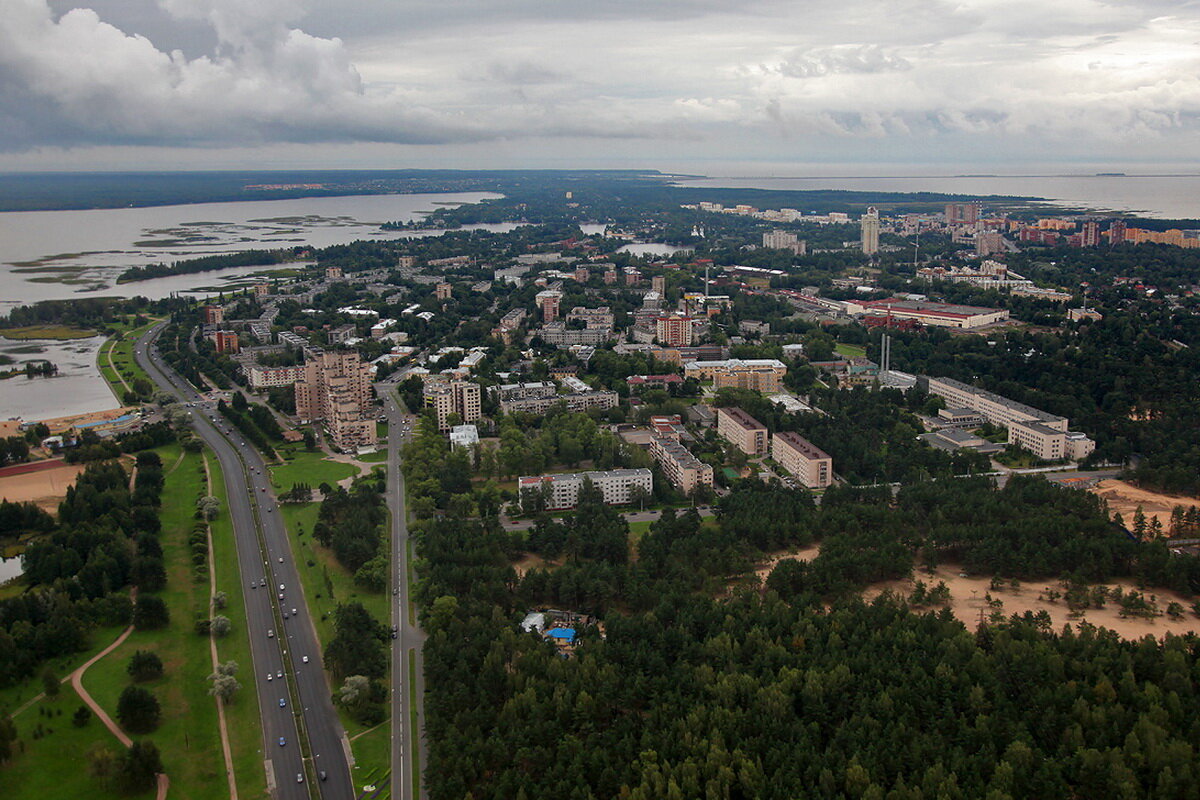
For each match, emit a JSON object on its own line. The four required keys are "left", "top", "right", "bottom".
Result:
{"left": 0, "top": 334, "right": 117, "bottom": 420}
{"left": 618, "top": 243, "right": 693, "bottom": 257}
{"left": 675, "top": 175, "right": 1200, "bottom": 220}
{"left": 0, "top": 192, "right": 505, "bottom": 311}
{"left": 0, "top": 555, "right": 23, "bottom": 585}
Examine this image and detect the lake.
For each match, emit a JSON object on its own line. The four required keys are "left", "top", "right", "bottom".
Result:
{"left": 0, "top": 334, "right": 117, "bottom": 420}
{"left": 674, "top": 174, "right": 1200, "bottom": 220}
{"left": 0, "top": 554, "right": 22, "bottom": 584}
{"left": 617, "top": 243, "right": 693, "bottom": 257}
{"left": 0, "top": 191, "right": 505, "bottom": 312}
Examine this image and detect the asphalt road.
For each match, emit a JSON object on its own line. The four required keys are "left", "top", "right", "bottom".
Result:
{"left": 135, "top": 323, "right": 354, "bottom": 799}
{"left": 381, "top": 390, "right": 427, "bottom": 800}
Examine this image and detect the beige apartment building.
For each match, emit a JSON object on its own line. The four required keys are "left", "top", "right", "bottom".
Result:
{"left": 685, "top": 358, "right": 787, "bottom": 393}
{"left": 923, "top": 376, "right": 1095, "bottom": 461}
{"left": 294, "top": 351, "right": 377, "bottom": 451}
{"left": 648, "top": 436, "right": 714, "bottom": 495}
{"left": 716, "top": 407, "right": 769, "bottom": 456}
{"left": 423, "top": 378, "right": 482, "bottom": 431}
{"left": 772, "top": 432, "right": 833, "bottom": 489}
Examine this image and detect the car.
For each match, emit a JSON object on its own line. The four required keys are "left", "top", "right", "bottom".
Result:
{"left": 267, "top": 629, "right": 274, "bottom": 638}
{"left": 279, "top": 584, "right": 285, "bottom": 591}
{"left": 291, "top": 608, "right": 297, "bottom": 615}
{"left": 319, "top": 770, "right": 327, "bottom": 782}
{"left": 267, "top": 508, "right": 272, "bottom": 513}
{"left": 276, "top": 670, "right": 283, "bottom": 678}
{"left": 278, "top": 592, "right": 284, "bottom": 600}
{"left": 260, "top": 579, "right": 267, "bottom": 587}
{"left": 391, "top": 630, "right": 398, "bottom": 639}
{"left": 250, "top": 582, "right": 256, "bottom": 589}
{"left": 282, "top": 612, "right": 289, "bottom": 619}
{"left": 302, "top": 655, "right": 309, "bottom": 664}
{"left": 279, "top": 698, "right": 286, "bottom": 708}
{"left": 297, "top": 773, "right": 304, "bottom": 784}
{"left": 278, "top": 557, "right": 283, "bottom": 563}
{"left": 278, "top": 737, "right": 286, "bottom": 747}
{"left": 266, "top": 673, "right": 273, "bottom": 681}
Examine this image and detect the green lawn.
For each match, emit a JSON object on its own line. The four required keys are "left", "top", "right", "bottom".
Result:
{"left": 628, "top": 520, "right": 653, "bottom": 552}
{"left": 3, "top": 684, "right": 153, "bottom": 800}
{"left": 350, "top": 723, "right": 392, "bottom": 799}
{"left": 357, "top": 451, "right": 389, "bottom": 464}
{"left": 80, "top": 445, "right": 230, "bottom": 800}
{"left": 834, "top": 342, "right": 867, "bottom": 359}
{"left": 97, "top": 318, "right": 158, "bottom": 403}
{"left": 270, "top": 447, "right": 358, "bottom": 492}
{"left": 206, "top": 451, "right": 269, "bottom": 800}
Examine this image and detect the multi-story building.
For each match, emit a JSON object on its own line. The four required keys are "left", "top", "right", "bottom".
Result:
{"left": 1081, "top": 221, "right": 1102, "bottom": 247}
{"left": 535, "top": 290, "right": 562, "bottom": 323}
{"left": 423, "top": 379, "right": 482, "bottom": 431}
{"left": 540, "top": 322, "right": 612, "bottom": 346}
{"left": 1107, "top": 220, "right": 1126, "bottom": 245}
{"left": 493, "top": 382, "right": 558, "bottom": 401}
{"left": 716, "top": 406, "right": 769, "bottom": 456}
{"left": 206, "top": 330, "right": 240, "bottom": 354}
{"left": 328, "top": 323, "right": 357, "bottom": 344}
{"left": 762, "top": 230, "right": 807, "bottom": 255}
{"left": 252, "top": 282, "right": 270, "bottom": 298}
{"left": 648, "top": 436, "right": 714, "bottom": 495}
{"left": 565, "top": 306, "right": 615, "bottom": 330}
{"left": 922, "top": 376, "right": 1094, "bottom": 461}
{"left": 247, "top": 364, "right": 305, "bottom": 389}
{"left": 518, "top": 468, "right": 653, "bottom": 511}
{"left": 683, "top": 359, "right": 787, "bottom": 393}
{"left": 651, "top": 275, "right": 666, "bottom": 293}
{"left": 655, "top": 314, "right": 696, "bottom": 347}
{"left": 945, "top": 202, "right": 981, "bottom": 225}
{"left": 435, "top": 282, "right": 452, "bottom": 301}
{"left": 772, "top": 432, "right": 833, "bottom": 488}
{"left": 854, "top": 299, "right": 1009, "bottom": 330}
{"left": 449, "top": 424, "right": 479, "bottom": 451}
{"left": 491, "top": 308, "right": 527, "bottom": 343}
{"left": 201, "top": 305, "right": 224, "bottom": 325}
{"left": 861, "top": 207, "right": 880, "bottom": 255}
{"left": 294, "top": 351, "right": 377, "bottom": 451}
{"left": 500, "top": 390, "right": 617, "bottom": 416}
{"left": 975, "top": 230, "right": 1005, "bottom": 256}
{"left": 325, "top": 266, "right": 343, "bottom": 281}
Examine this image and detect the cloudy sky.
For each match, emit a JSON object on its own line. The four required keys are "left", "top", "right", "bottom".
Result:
{"left": 2, "top": 0, "right": 1200, "bottom": 172}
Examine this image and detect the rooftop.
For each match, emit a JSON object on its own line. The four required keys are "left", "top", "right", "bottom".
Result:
{"left": 718, "top": 406, "right": 766, "bottom": 431}
{"left": 774, "top": 431, "right": 830, "bottom": 460}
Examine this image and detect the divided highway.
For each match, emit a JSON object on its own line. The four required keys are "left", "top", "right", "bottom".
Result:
{"left": 382, "top": 389, "right": 427, "bottom": 800}
{"left": 135, "top": 323, "right": 354, "bottom": 799}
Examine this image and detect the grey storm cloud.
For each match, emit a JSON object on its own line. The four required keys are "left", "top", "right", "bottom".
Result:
{"left": 4, "top": 0, "right": 1200, "bottom": 164}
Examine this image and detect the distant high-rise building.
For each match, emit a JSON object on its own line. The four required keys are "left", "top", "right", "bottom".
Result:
{"left": 294, "top": 351, "right": 377, "bottom": 451}
{"left": 423, "top": 379, "right": 482, "bottom": 431}
{"left": 1081, "top": 221, "right": 1101, "bottom": 247}
{"left": 651, "top": 275, "right": 666, "bottom": 294}
{"left": 655, "top": 314, "right": 696, "bottom": 347}
{"left": 435, "top": 282, "right": 452, "bottom": 300}
{"left": 201, "top": 305, "right": 224, "bottom": 325}
{"left": 535, "top": 290, "right": 562, "bottom": 323}
{"left": 975, "top": 230, "right": 1004, "bottom": 256}
{"left": 861, "top": 208, "right": 881, "bottom": 256}
{"left": 945, "top": 202, "right": 981, "bottom": 225}
{"left": 325, "top": 266, "right": 344, "bottom": 281}
{"left": 1108, "top": 220, "right": 1127, "bottom": 246}
{"left": 762, "top": 230, "right": 807, "bottom": 255}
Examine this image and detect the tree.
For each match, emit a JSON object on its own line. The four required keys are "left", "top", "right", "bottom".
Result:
{"left": 210, "top": 615, "right": 232, "bottom": 638}
{"left": 73, "top": 704, "right": 93, "bottom": 727}
{"left": 86, "top": 743, "right": 120, "bottom": 782}
{"left": 208, "top": 674, "right": 241, "bottom": 702}
{"left": 133, "top": 595, "right": 170, "bottom": 630}
{"left": 212, "top": 590, "right": 228, "bottom": 610}
{"left": 116, "top": 686, "right": 161, "bottom": 734}
{"left": 196, "top": 496, "right": 221, "bottom": 521}
{"left": 127, "top": 650, "right": 164, "bottom": 682}
{"left": 117, "top": 740, "right": 163, "bottom": 793}
{"left": 0, "top": 714, "right": 16, "bottom": 764}
{"left": 41, "top": 666, "right": 59, "bottom": 697}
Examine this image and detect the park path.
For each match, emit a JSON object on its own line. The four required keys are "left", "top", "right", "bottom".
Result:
{"left": 202, "top": 451, "right": 239, "bottom": 800}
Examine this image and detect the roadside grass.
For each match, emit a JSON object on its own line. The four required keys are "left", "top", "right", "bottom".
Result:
{"left": 81, "top": 444, "right": 230, "bottom": 800}
{"left": 0, "top": 324, "right": 96, "bottom": 340}
{"left": 3, "top": 684, "right": 152, "bottom": 800}
{"left": 350, "top": 721, "right": 392, "bottom": 798}
{"left": 270, "top": 447, "right": 358, "bottom": 491}
{"left": 357, "top": 451, "right": 389, "bottom": 464}
{"left": 206, "top": 451, "right": 270, "bottom": 799}
{"left": 408, "top": 648, "right": 420, "bottom": 800}
{"left": 97, "top": 318, "right": 157, "bottom": 402}
{"left": 834, "top": 342, "right": 867, "bottom": 359}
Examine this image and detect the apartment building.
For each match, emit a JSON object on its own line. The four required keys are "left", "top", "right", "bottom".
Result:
{"left": 684, "top": 358, "right": 787, "bottom": 393}
{"left": 492, "top": 381, "right": 558, "bottom": 401}
{"left": 435, "top": 282, "right": 452, "bottom": 300}
{"left": 491, "top": 308, "right": 527, "bottom": 343}
{"left": 565, "top": 306, "right": 614, "bottom": 330}
{"left": 536, "top": 289, "right": 563, "bottom": 322}
{"left": 518, "top": 468, "right": 653, "bottom": 511}
{"left": 500, "top": 390, "right": 617, "bottom": 416}
{"left": 772, "top": 432, "right": 833, "bottom": 489}
{"left": 655, "top": 314, "right": 696, "bottom": 347}
{"left": 328, "top": 323, "right": 357, "bottom": 344}
{"left": 648, "top": 435, "right": 714, "bottom": 495}
{"left": 206, "top": 330, "right": 240, "bottom": 354}
{"left": 294, "top": 351, "right": 377, "bottom": 451}
{"left": 247, "top": 364, "right": 305, "bottom": 389}
{"left": 540, "top": 322, "right": 612, "bottom": 346}
{"left": 423, "top": 379, "right": 482, "bottom": 431}
{"left": 922, "top": 375, "right": 1095, "bottom": 461}
{"left": 717, "top": 407, "right": 769, "bottom": 456}
{"left": 201, "top": 305, "right": 224, "bottom": 325}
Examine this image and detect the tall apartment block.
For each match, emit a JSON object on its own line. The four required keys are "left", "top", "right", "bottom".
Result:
{"left": 201, "top": 305, "right": 224, "bottom": 325}
{"left": 423, "top": 379, "right": 482, "bottom": 431}
{"left": 945, "top": 202, "right": 981, "bottom": 225}
{"left": 294, "top": 351, "right": 377, "bottom": 452}
{"left": 861, "top": 207, "right": 880, "bottom": 255}
{"left": 716, "top": 406, "right": 769, "bottom": 456}
{"left": 772, "top": 432, "right": 832, "bottom": 488}
{"left": 655, "top": 314, "right": 696, "bottom": 347}
{"left": 536, "top": 290, "right": 562, "bottom": 323}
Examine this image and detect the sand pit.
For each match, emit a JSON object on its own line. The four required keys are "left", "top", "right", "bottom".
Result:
{"left": 1092, "top": 479, "right": 1200, "bottom": 534}
{"left": 862, "top": 563, "right": 1200, "bottom": 641}
{"left": 753, "top": 543, "right": 822, "bottom": 582}
{"left": 0, "top": 460, "right": 84, "bottom": 512}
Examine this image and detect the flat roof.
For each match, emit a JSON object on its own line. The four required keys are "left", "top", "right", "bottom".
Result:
{"left": 926, "top": 375, "right": 1063, "bottom": 424}
{"left": 861, "top": 299, "right": 1003, "bottom": 319}
{"left": 774, "top": 431, "right": 830, "bottom": 460}
{"left": 718, "top": 406, "right": 766, "bottom": 431}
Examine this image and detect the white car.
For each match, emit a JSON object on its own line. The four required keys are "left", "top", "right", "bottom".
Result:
{"left": 267, "top": 673, "right": 273, "bottom": 681}
{"left": 267, "top": 629, "right": 274, "bottom": 638}
{"left": 301, "top": 655, "right": 309, "bottom": 664}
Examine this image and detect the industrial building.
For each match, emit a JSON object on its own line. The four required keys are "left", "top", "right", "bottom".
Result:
{"left": 854, "top": 300, "right": 1009, "bottom": 330}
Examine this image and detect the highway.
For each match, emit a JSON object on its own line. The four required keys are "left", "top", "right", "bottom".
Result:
{"left": 381, "top": 389, "right": 427, "bottom": 800}
{"left": 135, "top": 323, "right": 354, "bottom": 799}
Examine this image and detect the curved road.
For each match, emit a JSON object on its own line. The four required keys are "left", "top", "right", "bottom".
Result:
{"left": 135, "top": 322, "right": 354, "bottom": 799}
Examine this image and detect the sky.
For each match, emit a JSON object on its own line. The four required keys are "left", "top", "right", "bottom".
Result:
{"left": 2, "top": 0, "right": 1200, "bottom": 173}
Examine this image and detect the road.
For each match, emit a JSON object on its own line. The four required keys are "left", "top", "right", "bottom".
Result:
{"left": 500, "top": 506, "right": 716, "bottom": 531}
{"left": 135, "top": 323, "right": 354, "bottom": 799}
{"left": 381, "top": 390, "right": 427, "bottom": 800}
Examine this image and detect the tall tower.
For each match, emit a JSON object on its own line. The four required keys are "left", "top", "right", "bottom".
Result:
{"left": 861, "top": 207, "right": 880, "bottom": 256}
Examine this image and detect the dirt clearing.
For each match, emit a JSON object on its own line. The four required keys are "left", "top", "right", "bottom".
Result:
{"left": 1092, "top": 479, "right": 1200, "bottom": 533}
{"left": 0, "top": 460, "right": 84, "bottom": 512}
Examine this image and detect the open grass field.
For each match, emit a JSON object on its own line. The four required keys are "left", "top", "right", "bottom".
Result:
{"left": 834, "top": 342, "right": 867, "bottom": 359}
{"left": 0, "top": 324, "right": 97, "bottom": 340}
{"left": 80, "top": 444, "right": 233, "bottom": 800}
{"left": 349, "top": 722, "right": 392, "bottom": 798}
{"left": 97, "top": 318, "right": 158, "bottom": 402}
{"left": 270, "top": 447, "right": 358, "bottom": 491}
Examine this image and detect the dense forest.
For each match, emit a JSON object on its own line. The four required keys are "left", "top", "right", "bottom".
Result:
{"left": 415, "top": 475, "right": 1200, "bottom": 800}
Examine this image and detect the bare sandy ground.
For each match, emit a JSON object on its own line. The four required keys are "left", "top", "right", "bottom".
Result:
{"left": 861, "top": 562, "right": 1200, "bottom": 641}
{"left": 753, "top": 543, "right": 822, "bottom": 582}
{"left": 1092, "top": 479, "right": 1200, "bottom": 533}
{"left": 512, "top": 553, "right": 557, "bottom": 577}
{"left": 0, "top": 462, "right": 84, "bottom": 511}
